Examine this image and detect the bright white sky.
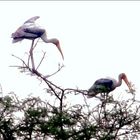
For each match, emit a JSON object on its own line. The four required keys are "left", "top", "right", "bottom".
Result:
{"left": 0, "top": 1, "right": 140, "bottom": 104}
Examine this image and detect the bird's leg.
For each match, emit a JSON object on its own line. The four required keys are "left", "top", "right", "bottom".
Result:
{"left": 101, "top": 93, "right": 106, "bottom": 98}
{"left": 29, "top": 40, "right": 35, "bottom": 70}
{"left": 100, "top": 92, "right": 108, "bottom": 101}
{"left": 105, "top": 93, "right": 107, "bottom": 100}
{"left": 28, "top": 39, "right": 39, "bottom": 68}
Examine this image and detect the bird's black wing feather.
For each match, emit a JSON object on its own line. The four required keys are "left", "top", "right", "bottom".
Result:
{"left": 95, "top": 78, "right": 113, "bottom": 86}
{"left": 24, "top": 27, "right": 45, "bottom": 37}
{"left": 94, "top": 78, "right": 114, "bottom": 92}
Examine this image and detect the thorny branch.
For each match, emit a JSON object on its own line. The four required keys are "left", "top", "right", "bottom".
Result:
{"left": 10, "top": 54, "right": 85, "bottom": 99}
{"left": 10, "top": 40, "right": 88, "bottom": 107}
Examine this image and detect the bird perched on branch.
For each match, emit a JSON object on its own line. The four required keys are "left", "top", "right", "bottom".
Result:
{"left": 87, "top": 73, "right": 132, "bottom": 98}
{"left": 11, "top": 16, "right": 64, "bottom": 59}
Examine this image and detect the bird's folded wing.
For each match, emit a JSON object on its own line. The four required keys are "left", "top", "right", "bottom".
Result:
{"left": 94, "top": 78, "right": 113, "bottom": 85}
{"left": 24, "top": 27, "right": 45, "bottom": 36}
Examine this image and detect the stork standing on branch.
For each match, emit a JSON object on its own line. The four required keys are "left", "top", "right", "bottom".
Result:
{"left": 87, "top": 73, "right": 132, "bottom": 98}
{"left": 11, "top": 16, "right": 64, "bottom": 60}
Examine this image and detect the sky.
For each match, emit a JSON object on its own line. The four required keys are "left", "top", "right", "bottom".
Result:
{"left": 0, "top": 1, "right": 140, "bottom": 104}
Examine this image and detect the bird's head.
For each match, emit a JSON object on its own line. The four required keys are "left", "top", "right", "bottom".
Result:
{"left": 120, "top": 73, "right": 132, "bottom": 91}
{"left": 51, "top": 38, "right": 64, "bottom": 60}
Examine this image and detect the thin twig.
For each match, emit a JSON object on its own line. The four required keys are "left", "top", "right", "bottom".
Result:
{"left": 44, "top": 64, "right": 64, "bottom": 78}
{"left": 64, "top": 88, "right": 87, "bottom": 95}
{"left": 36, "top": 51, "right": 46, "bottom": 70}
{"left": 11, "top": 54, "right": 28, "bottom": 67}
{"left": 82, "top": 93, "right": 91, "bottom": 118}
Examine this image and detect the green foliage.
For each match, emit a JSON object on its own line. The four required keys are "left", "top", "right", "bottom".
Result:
{"left": 0, "top": 91, "right": 139, "bottom": 140}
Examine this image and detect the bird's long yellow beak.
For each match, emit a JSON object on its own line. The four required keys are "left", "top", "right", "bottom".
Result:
{"left": 56, "top": 43, "right": 64, "bottom": 60}
{"left": 123, "top": 77, "right": 132, "bottom": 91}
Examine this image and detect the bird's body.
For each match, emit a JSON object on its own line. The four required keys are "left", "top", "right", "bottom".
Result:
{"left": 87, "top": 73, "right": 131, "bottom": 98}
{"left": 12, "top": 16, "right": 41, "bottom": 42}
{"left": 11, "top": 16, "right": 64, "bottom": 59}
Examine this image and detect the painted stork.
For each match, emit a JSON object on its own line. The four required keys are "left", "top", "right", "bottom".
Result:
{"left": 87, "top": 73, "right": 132, "bottom": 98}
{"left": 11, "top": 16, "right": 64, "bottom": 59}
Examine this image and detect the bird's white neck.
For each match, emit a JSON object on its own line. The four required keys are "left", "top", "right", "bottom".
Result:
{"left": 41, "top": 33, "right": 53, "bottom": 43}
{"left": 41, "top": 33, "right": 59, "bottom": 47}
{"left": 117, "top": 77, "right": 122, "bottom": 87}
{"left": 40, "top": 33, "right": 64, "bottom": 59}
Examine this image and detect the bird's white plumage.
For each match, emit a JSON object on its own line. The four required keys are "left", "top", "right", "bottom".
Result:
{"left": 11, "top": 16, "right": 64, "bottom": 59}
{"left": 87, "top": 73, "right": 131, "bottom": 98}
